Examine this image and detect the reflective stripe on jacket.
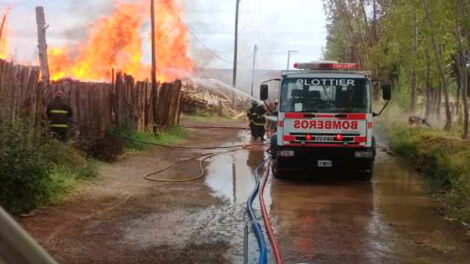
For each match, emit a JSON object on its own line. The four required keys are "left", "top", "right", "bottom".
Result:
{"left": 46, "top": 98, "right": 72, "bottom": 128}
{"left": 252, "top": 114, "right": 266, "bottom": 127}
{"left": 49, "top": 110, "right": 69, "bottom": 115}
{"left": 49, "top": 124, "right": 68, "bottom": 128}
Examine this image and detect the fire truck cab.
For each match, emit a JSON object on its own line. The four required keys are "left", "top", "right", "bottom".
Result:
{"left": 260, "top": 61, "right": 391, "bottom": 180}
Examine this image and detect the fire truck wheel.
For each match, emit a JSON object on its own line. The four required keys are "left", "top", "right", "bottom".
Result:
{"left": 271, "top": 159, "right": 287, "bottom": 179}
{"left": 270, "top": 134, "right": 277, "bottom": 158}
{"left": 354, "top": 170, "right": 373, "bottom": 181}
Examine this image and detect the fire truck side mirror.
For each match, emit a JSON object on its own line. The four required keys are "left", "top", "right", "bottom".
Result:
{"left": 382, "top": 83, "right": 392, "bottom": 101}
{"left": 260, "top": 84, "right": 269, "bottom": 101}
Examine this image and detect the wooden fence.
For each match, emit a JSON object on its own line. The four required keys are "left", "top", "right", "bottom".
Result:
{"left": 0, "top": 59, "right": 183, "bottom": 140}
{"left": 0, "top": 60, "right": 42, "bottom": 127}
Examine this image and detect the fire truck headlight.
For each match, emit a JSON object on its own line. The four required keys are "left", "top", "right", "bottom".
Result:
{"left": 355, "top": 151, "right": 373, "bottom": 158}
{"left": 279, "top": 150, "right": 295, "bottom": 157}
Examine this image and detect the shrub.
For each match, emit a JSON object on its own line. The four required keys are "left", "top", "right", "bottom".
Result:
{"left": 0, "top": 123, "right": 53, "bottom": 213}
{"left": 80, "top": 135, "right": 124, "bottom": 161}
{"left": 0, "top": 121, "right": 97, "bottom": 214}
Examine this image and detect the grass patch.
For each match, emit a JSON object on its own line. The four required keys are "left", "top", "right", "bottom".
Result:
{"left": 387, "top": 125, "right": 470, "bottom": 222}
{"left": 46, "top": 161, "right": 98, "bottom": 202}
{"left": 184, "top": 110, "right": 236, "bottom": 123}
{"left": 124, "top": 126, "right": 188, "bottom": 151}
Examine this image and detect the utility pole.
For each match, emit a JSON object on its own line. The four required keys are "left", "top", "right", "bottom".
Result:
{"left": 250, "top": 45, "right": 258, "bottom": 97}
{"left": 150, "top": 0, "right": 157, "bottom": 91}
{"left": 150, "top": 0, "right": 159, "bottom": 131}
{"left": 36, "top": 6, "right": 50, "bottom": 84}
{"left": 286, "top": 50, "right": 299, "bottom": 70}
{"left": 232, "top": 0, "right": 241, "bottom": 88}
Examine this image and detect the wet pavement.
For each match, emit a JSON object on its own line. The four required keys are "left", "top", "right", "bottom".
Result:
{"left": 205, "top": 133, "right": 470, "bottom": 264}
{"left": 19, "top": 123, "right": 470, "bottom": 264}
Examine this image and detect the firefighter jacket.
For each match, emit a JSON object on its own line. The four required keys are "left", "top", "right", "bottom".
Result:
{"left": 247, "top": 105, "right": 257, "bottom": 123}
{"left": 46, "top": 98, "right": 73, "bottom": 129}
{"left": 252, "top": 108, "right": 266, "bottom": 127}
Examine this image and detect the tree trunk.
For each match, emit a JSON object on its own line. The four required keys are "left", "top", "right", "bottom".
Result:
{"left": 423, "top": 0, "right": 452, "bottom": 130}
{"left": 454, "top": 25, "right": 464, "bottom": 122}
{"left": 456, "top": 69, "right": 462, "bottom": 118}
{"left": 425, "top": 51, "right": 432, "bottom": 120}
{"left": 436, "top": 84, "right": 442, "bottom": 122}
{"left": 463, "top": 0, "right": 470, "bottom": 139}
{"left": 372, "top": 0, "right": 379, "bottom": 43}
{"left": 409, "top": 8, "right": 418, "bottom": 115}
{"left": 410, "top": 69, "right": 417, "bottom": 115}
{"left": 456, "top": 0, "right": 470, "bottom": 138}
{"left": 462, "top": 67, "right": 469, "bottom": 138}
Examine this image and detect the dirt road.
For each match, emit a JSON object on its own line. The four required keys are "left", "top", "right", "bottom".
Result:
{"left": 20, "top": 120, "right": 470, "bottom": 263}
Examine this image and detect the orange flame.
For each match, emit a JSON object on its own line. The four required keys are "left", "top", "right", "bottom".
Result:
{"left": 49, "top": 0, "right": 193, "bottom": 82}
{"left": 0, "top": 9, "right": 10, "bottom": 60}
{"left": 154, "top": 0, "right": 193, "bottom": 81}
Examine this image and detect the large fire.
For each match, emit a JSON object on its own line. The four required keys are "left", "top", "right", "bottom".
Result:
{"left": 0, "top": 9, "right": 10, "bottom": 60}
{"left": 49, "top": 0, "right": 193, "bottom": 82}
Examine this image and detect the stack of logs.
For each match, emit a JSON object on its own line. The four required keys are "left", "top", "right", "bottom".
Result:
{"left": 181, "top": 78, "right": 250, "bottom": 118}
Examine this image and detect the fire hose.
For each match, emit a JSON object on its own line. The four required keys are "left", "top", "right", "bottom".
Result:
{"left": 69, "top": 122, "right": 282, "bottom": 260}
{"left": 181, "top": 125, "right": 248, "bottom": 130}
{"left": 127, "top": 135, "right": 282, "bottom": 263}
{"left": 124, "top": 131, "right": 284, "bottom": 263}
{"left": 259, "top": 160, "right": 284, "bottom": 264}
{"left": 143, "top": 146, "right": 261, "bottom": 183}
{"left": 247, "top": 158, "right": 269, "bottom": 264}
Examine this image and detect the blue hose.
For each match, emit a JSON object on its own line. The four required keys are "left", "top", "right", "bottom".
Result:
{"left": 247, "top": 158, "right": 270, "bottom": 264}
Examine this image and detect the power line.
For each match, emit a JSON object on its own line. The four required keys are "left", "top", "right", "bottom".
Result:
{"left": 159, "top": 0, "right": 233, "bottom": 64}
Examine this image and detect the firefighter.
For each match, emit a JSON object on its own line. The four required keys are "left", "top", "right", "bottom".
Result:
{"left": 252, "top": 105, "right": 267, "bottom": 141}
{"left": 46, "top": 90, "right": 72, "bottom": 141}
{"left": 247, "top": 100, "right": 258, "bottom": 137}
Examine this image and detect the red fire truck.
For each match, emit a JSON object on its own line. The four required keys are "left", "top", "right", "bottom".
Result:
{"left": 260, "top": 61, "right": 391, "bottom": 180}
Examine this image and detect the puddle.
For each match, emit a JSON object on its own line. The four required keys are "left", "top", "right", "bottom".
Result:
{"left": 204, "top": 131, "right": 268, "bottom": 205}
{"left": 268, "top": 149, "right": 470, "bottom": 263}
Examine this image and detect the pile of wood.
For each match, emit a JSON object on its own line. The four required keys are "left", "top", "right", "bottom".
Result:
{"left": 182, "top": 78, "right": 252, "bottom": 117}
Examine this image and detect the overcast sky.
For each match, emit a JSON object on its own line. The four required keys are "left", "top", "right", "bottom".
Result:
{"left": 0, "top": 0, "right": 327, "bottom": 70}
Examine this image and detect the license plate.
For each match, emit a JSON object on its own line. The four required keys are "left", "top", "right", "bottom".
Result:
{"left": 317, "top": 160, "right": 333, "bottom": 167}
{"left": 315, "top": 136, "right": 335, "bottom": 142}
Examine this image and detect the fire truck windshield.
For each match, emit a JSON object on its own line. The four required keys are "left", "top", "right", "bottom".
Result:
{"left": 280, "top": 78, "right": 371, "bottom": 113}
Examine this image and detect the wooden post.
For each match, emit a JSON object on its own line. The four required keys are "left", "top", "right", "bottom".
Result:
{"left": 150, "top": 0, "right": 159, "bottom": 131}
{"left": 150, "top": 0, "right": 157, "bottom": 93}
{"left": 35, "top": 6, "right": 50, "bottom": 85}
{"left": 0, "top": 12, "right": 7, "bottom": 44}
